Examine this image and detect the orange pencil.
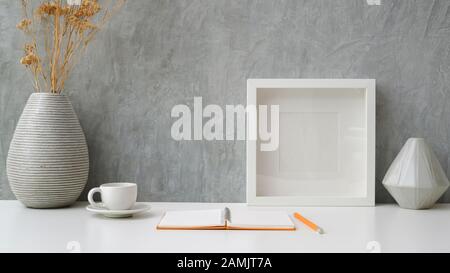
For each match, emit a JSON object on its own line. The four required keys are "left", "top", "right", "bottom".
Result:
{"left": 293, "top": 213, "right": 324, "bottom": 234}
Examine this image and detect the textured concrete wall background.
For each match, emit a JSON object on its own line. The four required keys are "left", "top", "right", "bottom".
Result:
{"left": 1, "top": 0, "right": 449, "bottom": 203}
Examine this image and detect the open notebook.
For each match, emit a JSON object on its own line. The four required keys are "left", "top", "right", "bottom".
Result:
{"left": 157, "top": 208, "right": 295, "bottom": 231}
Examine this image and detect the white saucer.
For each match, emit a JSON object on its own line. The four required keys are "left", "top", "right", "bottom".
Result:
{"left": 86, "top": 203, "right": 151, "bottom": 218}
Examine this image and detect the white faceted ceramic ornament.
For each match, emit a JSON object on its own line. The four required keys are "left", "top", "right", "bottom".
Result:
{"left": 383, "top": 138, "right": 449, "bottom": 210}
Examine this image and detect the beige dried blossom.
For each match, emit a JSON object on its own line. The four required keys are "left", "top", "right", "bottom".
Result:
{"left": 67, "top": 15, "right": 97, "bottom": 33}
{"left": 20, "top": 53, "right": 39, "bottom": 66}
{"left": 16, "top": 19, "right": 32, "bottom": 31}
{"left": 20, "top": 43, "right": 39, "bottom": 67}
{"left": 75, "top": 0, "right": 101, "bottom": 17}
{"left": 36, "top": 2, "right": 58, "bottom": 16}
{"left": 19, "top": 0, "right": 126, "bottom": 93}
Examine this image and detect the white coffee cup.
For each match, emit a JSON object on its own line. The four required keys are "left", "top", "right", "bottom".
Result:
{"left": 88, "top": 183, "right": 137, "bottom": 210}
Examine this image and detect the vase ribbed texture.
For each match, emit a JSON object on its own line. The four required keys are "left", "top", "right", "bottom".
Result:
{"left": 7, "top": 93, "right": 89, "bottom": 208}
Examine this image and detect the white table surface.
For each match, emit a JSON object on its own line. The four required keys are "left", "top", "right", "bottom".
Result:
{"left": 0, "top": 200, "right": 449, "bottom": 253}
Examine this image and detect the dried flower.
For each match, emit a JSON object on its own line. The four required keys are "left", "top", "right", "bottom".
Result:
{"left": 37, "top": 2, "right": 58, "bottom": 16}
{"left": 16, "top": 19, "right": 32, "bottom": 31}
{"left": 37, "top": 2, "right": 72, "bottom": 16}
{"left": 68, "top": 15, "right": 97, "bottom": 33}
{"left": 24, "top": 43, "right": 35, "bottom": 54}
{"left": 20, "top": 53, "right": 39, "bottom": 66}
{"left": 20, "top": 43, "right": 39, "bottom": 66}
{"left": 75, "top": 0, "right": 101, "bottom": 17}
{"left": 19, "top": 0, "right": 126, "bottom": 93}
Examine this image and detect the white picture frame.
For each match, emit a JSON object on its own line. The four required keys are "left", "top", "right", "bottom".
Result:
{"left": 247, "top": 79, "right": 376, "bottom": 206}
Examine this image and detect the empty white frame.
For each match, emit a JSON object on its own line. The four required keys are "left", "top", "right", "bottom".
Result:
{"left": 247, "top": 79, "right": 375, "bottom": 206}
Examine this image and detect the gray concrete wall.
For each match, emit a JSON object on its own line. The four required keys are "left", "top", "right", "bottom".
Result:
{"left": 1, "top": 0, "right": 449, "bottom": 203}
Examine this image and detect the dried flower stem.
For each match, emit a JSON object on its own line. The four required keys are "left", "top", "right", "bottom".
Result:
{"left": 18, "top": 0, "right": 126, "bottom": 94}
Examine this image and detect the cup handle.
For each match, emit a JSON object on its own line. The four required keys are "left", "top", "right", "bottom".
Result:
{"left": 88, "top": 187, "right": 102, "bottom": 208}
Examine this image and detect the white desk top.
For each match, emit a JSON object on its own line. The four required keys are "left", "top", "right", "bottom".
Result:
{"left": 1, "top": 201, "right": 449, "bottom": 253}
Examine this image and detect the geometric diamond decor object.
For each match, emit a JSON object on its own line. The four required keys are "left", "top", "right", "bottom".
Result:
{"left": 383, "top": 138, "right": 449, "bottom": 210}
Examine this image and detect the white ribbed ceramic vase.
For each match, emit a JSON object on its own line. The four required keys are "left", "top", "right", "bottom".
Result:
{"left": 7, "top": 93, "right": 89, "bottom": 208}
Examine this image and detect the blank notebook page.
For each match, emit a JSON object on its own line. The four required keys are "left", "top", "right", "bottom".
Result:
{"left": 158, "top": 209, "right": 225, "bottom": 228}
{"left": 228, "top": 210, "right": 294, "bottom": 229}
